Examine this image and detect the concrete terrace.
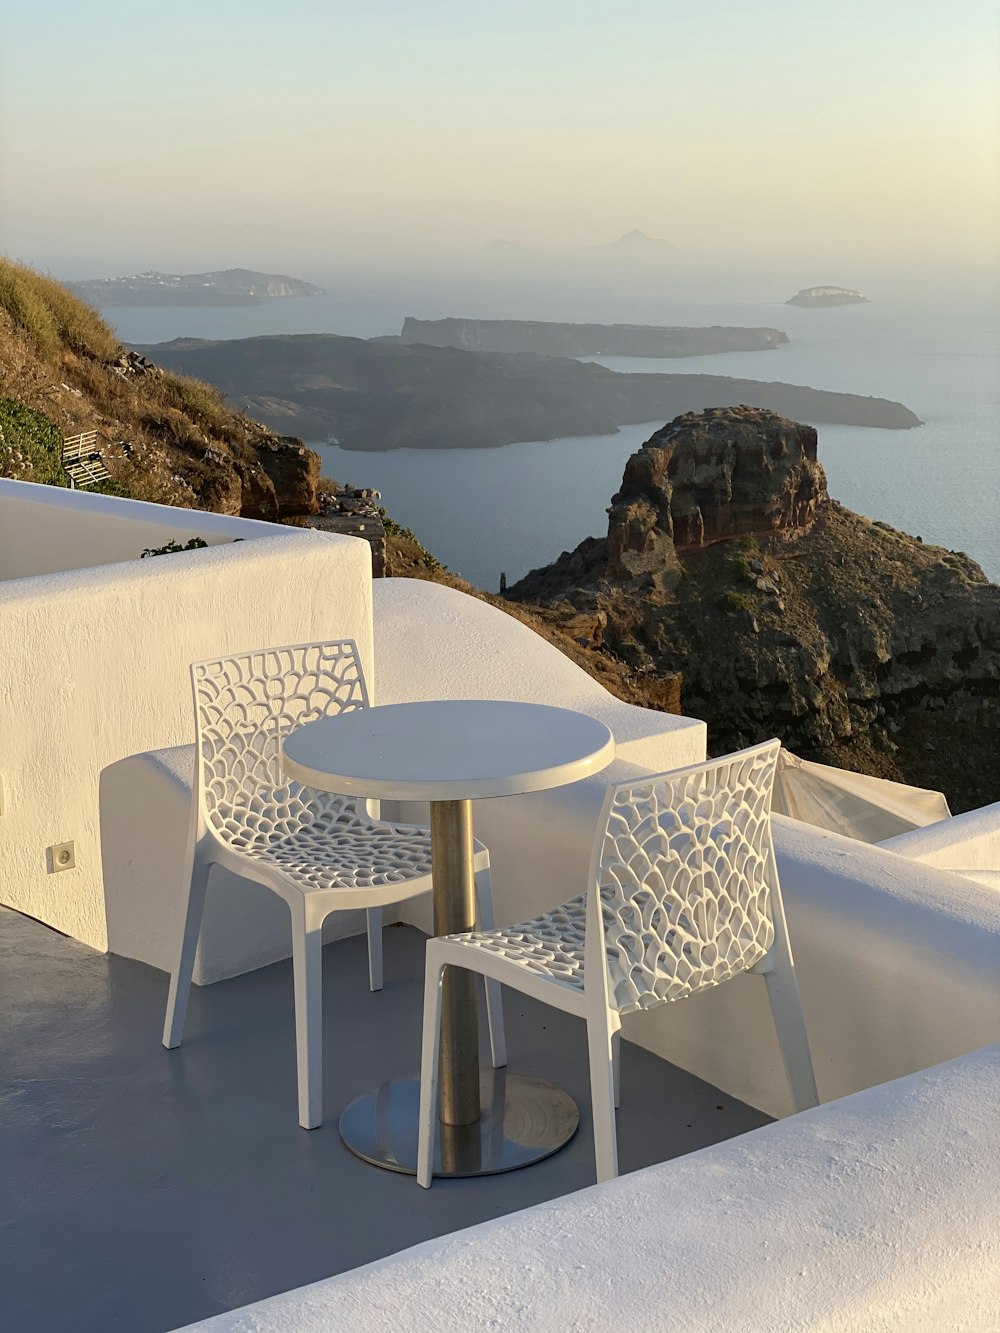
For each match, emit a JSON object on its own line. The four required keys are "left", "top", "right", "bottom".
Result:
{"left": 0, "top": 908, "right": 769, "bottom": 1333}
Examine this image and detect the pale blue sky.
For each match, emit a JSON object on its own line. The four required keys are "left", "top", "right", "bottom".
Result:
{"left": 1, "top": 0, "right": 997, "bottom": 275}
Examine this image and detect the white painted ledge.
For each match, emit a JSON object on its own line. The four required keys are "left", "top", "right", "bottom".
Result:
{"left": 0, "top": 476, "right": 291, "bottom": 580}
{"left": 879, "top": 800, "right": 1000, "bottom": 872}
{"left": 179, "top": 1044, "right": 1000, "bottom": 1333}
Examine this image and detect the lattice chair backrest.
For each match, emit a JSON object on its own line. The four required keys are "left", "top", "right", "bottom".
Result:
{"left": 588, "top": 740, "right": 781, "bottom": 1015}
{"left": 191, "top": 640, "right": 369, "bottom": 849}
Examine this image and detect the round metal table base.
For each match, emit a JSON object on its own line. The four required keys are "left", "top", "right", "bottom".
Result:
{"left": 339, "top": 1071, "right": 580, "bottom": 1177}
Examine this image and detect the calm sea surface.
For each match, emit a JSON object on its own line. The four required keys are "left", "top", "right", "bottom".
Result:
{"left": 112, "top": 295, "right": 999, "bottom": 590}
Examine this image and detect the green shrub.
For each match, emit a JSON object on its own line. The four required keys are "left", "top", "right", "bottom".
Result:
{"left": 377, "top": 505, "right": 416, "bottom": 541}
{"left": 140, "top": 537, "right": 210, "bottom": 558}
{"left": 729, "top": 554, "right": 755, "bottom": 584}
{"left": 0, "top": 396, "right": 68, "bottom": 485}
{"left": 718, "top": 590, "right": 751, "bottom": 614}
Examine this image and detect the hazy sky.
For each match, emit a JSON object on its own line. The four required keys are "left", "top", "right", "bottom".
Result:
{"left": 1, "top": 0, "right": 998, "bottom": 279}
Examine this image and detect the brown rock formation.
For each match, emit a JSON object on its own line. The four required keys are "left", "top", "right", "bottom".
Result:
{"left": 607, "top": 408, "right": 826, "bottom": 584}
{"left": 250, "top": 436, "right": 321, "bottom": 518}
{"left": 508, "top": 407, "right": 1000, "bottom": 813}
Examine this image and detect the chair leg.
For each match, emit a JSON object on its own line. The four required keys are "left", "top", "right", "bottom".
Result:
{"left": 162, "top": 858, "right": 211, "bottom": 1049}
{"left": 291, "top": 901, "right": 325, "bottom": 1130}
{"left": 366, "top": 907, "right": 383, "bottom": 992}
{"left": 474, "top": 867, "right": 507, "bottom": 1069}
{"left": 611, "top": 1029, "right": 621, "bottom": 1109}
{"left": 587, "top": 1014, "right": 619, "bottom": 1183}
{"left": 762, "top": 964, "right": 819, "bottom": 1113}
{"left": 417, "top": 953, "right": 447, "bottom": 1188}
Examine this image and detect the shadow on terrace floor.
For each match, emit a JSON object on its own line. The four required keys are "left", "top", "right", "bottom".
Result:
{"left": 0, "top": 907, "right": 771, "bottom": 1333}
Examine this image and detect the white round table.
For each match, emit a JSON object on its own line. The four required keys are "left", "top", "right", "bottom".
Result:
{"left": 281, "top": 699, "right": 615, "bottom": 1176}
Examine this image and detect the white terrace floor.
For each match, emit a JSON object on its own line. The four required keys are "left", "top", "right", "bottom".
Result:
{"left": 0, "top": 906, "right": 770, "bottom": 1333}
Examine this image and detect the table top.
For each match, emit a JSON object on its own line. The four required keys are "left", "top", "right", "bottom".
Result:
{"left": 280, "top": 699, "right": 615, "bottom": 802}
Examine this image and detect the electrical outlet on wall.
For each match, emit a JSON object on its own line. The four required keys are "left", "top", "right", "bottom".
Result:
{"left": 47, "top": 841, "right": 76, "bottom": 873}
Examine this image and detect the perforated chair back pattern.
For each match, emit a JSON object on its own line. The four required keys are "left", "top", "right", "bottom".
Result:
{"left": 589, "top": 740, "right": 780, "bottom": 1015}
{"left": 191, "top": 640, "right": 370, "bottom": 852}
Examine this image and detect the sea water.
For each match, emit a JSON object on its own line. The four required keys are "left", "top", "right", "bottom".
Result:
{"left": 110, "top": 294, "right": 999, "bottom": 590}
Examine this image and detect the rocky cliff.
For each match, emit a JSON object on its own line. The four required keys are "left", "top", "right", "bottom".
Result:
{"left": 401, "top": 317, "right": 788, "bottom": 358}
{"left": 606, "top": 408, "right": 826, "bottom": 584}
{"left": 509, "top": 408, "right": 1000, "bottom": 812}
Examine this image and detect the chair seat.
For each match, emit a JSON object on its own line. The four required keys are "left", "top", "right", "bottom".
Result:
{"left": 441, "top": 894, "right": 590, "bottom": 996}
{"left": 227, "top": 816, "right": 436, "bottom": 895}
{"left": 440, "top": 885, "right": 771, "bottom": 1016}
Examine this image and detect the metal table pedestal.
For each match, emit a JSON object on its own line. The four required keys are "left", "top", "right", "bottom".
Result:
{"left": 339, "top": 1070, "right": 579, "bottom": 1177}
{"left": 339, "top": 798, "right": 579, "bottom": 1176}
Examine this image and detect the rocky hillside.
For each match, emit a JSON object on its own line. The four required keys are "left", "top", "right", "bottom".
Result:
{"left": 508, "top": 407, "right": 1000, "bottom": 812}
{"left": 0, "top": 259, "right": 322, "bottom": 519}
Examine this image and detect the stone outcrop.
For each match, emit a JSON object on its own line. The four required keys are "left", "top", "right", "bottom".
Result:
{"left": 508, "top": 408, "right": 1000, "bottom": 812}
{"left": 250, "top": 435, "right": 321, "bottom": 518}
{"left": 284, "top": 484, "right": 386, "bottom": 576}
{"left": 607, "top": 408, "right": 826, "bottom": 584}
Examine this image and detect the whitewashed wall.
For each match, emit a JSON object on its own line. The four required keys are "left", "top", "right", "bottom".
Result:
{"left": 0, "top": 478, "right": 285, "bottom": 579}
{"left": 0, "top": 487, "right": 373, "bottom": 953}
{"left": 182, "top": 1045, "right": 1000, "bottom": 1333}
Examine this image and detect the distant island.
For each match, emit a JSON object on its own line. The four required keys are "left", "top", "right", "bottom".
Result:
{"left": 69, "top": 268, "right": 326, "bottom": 307}
{"left": 593, "top": 229, "right": 679, "bottom": 256}
{"left": 130, "top": 332, "right": 921, "bottom": 450}
{"left": 787, "top": 286, "right": 870, "bottom": 308}
{"left": 401, "top": 317, "right": 788, "bottom": 358}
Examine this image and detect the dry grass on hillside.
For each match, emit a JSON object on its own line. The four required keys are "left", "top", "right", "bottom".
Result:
{"left": 0, "top": 260, "right": 121, "bottom": 362}
{"left": 0, "top": 258, "right": 274, "bottom": 507}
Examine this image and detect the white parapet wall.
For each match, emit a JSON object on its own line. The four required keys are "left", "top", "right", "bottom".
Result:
{"left": 180, "top": 1044, "right": 1000, "bottom": 1333}
{"left": 878, "top": 800, "right": 1000, "bottom": 872}
{"left": 0, "top": 477, "right": 291, "bottom": 578}
{"left": 0, "top": 481, "right": 374, "bottom": 955}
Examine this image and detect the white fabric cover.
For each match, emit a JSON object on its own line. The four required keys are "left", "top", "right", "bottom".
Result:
{"left": 772, "top": 749, "right": 951, "bottom": 844}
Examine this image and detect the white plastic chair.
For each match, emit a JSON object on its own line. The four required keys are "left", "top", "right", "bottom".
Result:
{"left": 417, "top": 739, "right": 817, "bottom": 1184}
{"left": 162, "top": 640, "right": 505, "bottom": 1129}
